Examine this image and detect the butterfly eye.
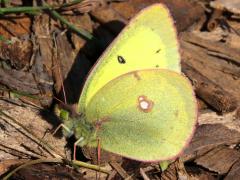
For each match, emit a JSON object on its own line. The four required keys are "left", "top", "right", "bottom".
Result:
{"left": 117, "top": 55, "right": 126, "bottom": 64}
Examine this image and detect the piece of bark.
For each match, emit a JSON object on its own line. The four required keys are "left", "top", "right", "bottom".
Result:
{"left": 194, "top": 146, "right": 240, "bottom": 174}
{"left": 182, "top": 63, "right": 237, "bottom": 113}
{"left": 181, "top": 32, "right": 240, "bottom": 65}
{"left": 227, "top": 33, "right": 240, "bottom": 49}
{"left": 184, "top": 119, "right": 237, "bottom": 157}
{"left": 10, "top": 163, "right": 85, "bottom": 180}
{"left": 110, "top": 162, "right": 133, "bottom": 180}
{"left": 110, "top": 0, "right": 205, "bottom": 32}
{"left": 110, "top": 0, "right": 138, "bottom": 20}
{"left": 31, "top": 14, "right": 55, "bottom": 107}
{"left": 186, "top": 166, "right": 217, "bottom": 180}
{"left": 181, "top": 39, "right": 240, "bottom": 79}
{"left": 91, "top": 0, "right": 204, "bottom": 35}
{"left": 160, "top": 160, "right": 190, "bottom": 180}
{"left": 67, "top": 13, "right": 93, "bottom": 54}
{"left": 32, "top": 14, "right": 53, "bottom": 77}
{"left": 0, "top": 16, "right": 32, "bottom": 69}
{"left": 0, "top": 99, "right": 66, "bottom": 161}
{"left": 181, "top": 31, "right": 240, "bottom": 112}
{"left": 224, "top": 160, "right": 240, "bottom": 180}
{"left": 183, "top": 110, "right": 240, "bottom": 161}
{"left": 0, "top": 39, "right": 33, "bottom": 70}
{"left": 197, "top": 110, "right": 240, "bottom": 127}
{"left": 207, "top": 9, "right": 223, "bottom": 31}
{"left": 235, "top": 107, "right": 240, "bottom": 120}
{"left": 0, "top": 15, "right": 31, "bottom": 38}
{"left": 197, "top": 98, "right": 209, "bottom": 110}
{"left": 181, "top": 36, "right": 240, "bottom": 104}
{"left": 61, "top": 0, "right": 107, "bottom": 14}
{"left": 0, "top": 159, "right": 28, "bottom": 175}
{"left": 175, "top": 159, "right": 190, "bottom": 180}
{"left": 90, "top": 4, "right": 127, "bottom": 35}
{"left": 0, "top": 68, "right": 39, "bottom": 94}
{"left": 160, "top": 162, "right": 178, "bottom": 180}
{"left": 210, "top": 0, "right": 240, "bottom": 15}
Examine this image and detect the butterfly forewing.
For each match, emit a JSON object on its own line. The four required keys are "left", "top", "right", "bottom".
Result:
{"left": 78, "top": 4, "right": 180, "bottom": 112}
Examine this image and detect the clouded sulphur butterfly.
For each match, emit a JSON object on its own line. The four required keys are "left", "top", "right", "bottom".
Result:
{"left": 62, "top": 4, "right": 197, "bottom": 162}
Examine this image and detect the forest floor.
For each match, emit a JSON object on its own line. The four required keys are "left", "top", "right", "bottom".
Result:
{"left": 0, "top": 0, "right": 240, "bottom": 179}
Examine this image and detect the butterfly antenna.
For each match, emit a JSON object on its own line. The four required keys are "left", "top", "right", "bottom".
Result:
{"left": 52, "top": 31, "right": 67, "bottom": 104}
{"left": 58, "top": 65, "right": 67, "bottom": 104}
{"left": 53, "top": 96, "right": 66, "bottom": 105}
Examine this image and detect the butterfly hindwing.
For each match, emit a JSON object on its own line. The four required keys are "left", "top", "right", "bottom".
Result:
{"left": 85, "top": 69, "right": 196, "bottom": 161}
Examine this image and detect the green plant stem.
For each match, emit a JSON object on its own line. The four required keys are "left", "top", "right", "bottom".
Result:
{"left": 3, "top": 158, "right": 109, "bottom": 179}
{"left": 3, "top": 158, "right": 63, "bottom": 180}
{"left": 72, "top": 160, "right": 110, "bottom": 174}
{"left": 0, "top": 6, "right": 48, "bottom": 14}
{"left": 45, "top": 3, "right": 94, "bottom": 41}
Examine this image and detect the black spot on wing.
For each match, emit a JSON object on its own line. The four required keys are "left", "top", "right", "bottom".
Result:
{"left": 156, "top": 65, "right": 159, "bottom": 68}
{"left": 117, "top": 55, "right": 126, "bottom": 64}
{"left": 155, "top": 49, "right": 161, "bottom": 53}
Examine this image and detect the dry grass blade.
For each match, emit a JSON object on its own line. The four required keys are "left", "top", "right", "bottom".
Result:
{"left": 2, "top": 158, "right": 63, "bottom": 180}
{"left": 140, "top": 168, "right": 151, "bottom": 180}
{"left": 110, "top": 162, "right": 133, "bottom": 179}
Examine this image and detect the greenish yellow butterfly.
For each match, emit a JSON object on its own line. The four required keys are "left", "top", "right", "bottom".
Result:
{"left": 62, "top": 4, "right": 197, "bottom": 162}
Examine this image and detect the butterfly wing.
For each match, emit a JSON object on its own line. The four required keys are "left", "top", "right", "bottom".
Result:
{"left": 84, "top": 69, "right": 197, "bottom": 162}
{"left": 79, "top": 4, "right": 180, "bottom": 112}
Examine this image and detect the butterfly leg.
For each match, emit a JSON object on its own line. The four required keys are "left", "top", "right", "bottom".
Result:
{"left": 97, "top": 138, "right": 101, "bottom": 179}
{"left": 73, "top": 137, "right": 84, "bottom": 160}
{"left": 54, "top": 124, "right": 83, "bottom": 160}
{"left": 97, "top": 138, "right": 101, "bottom": 165}
{"left": 52, "top": 123, "right": 73, "bottom": 137}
